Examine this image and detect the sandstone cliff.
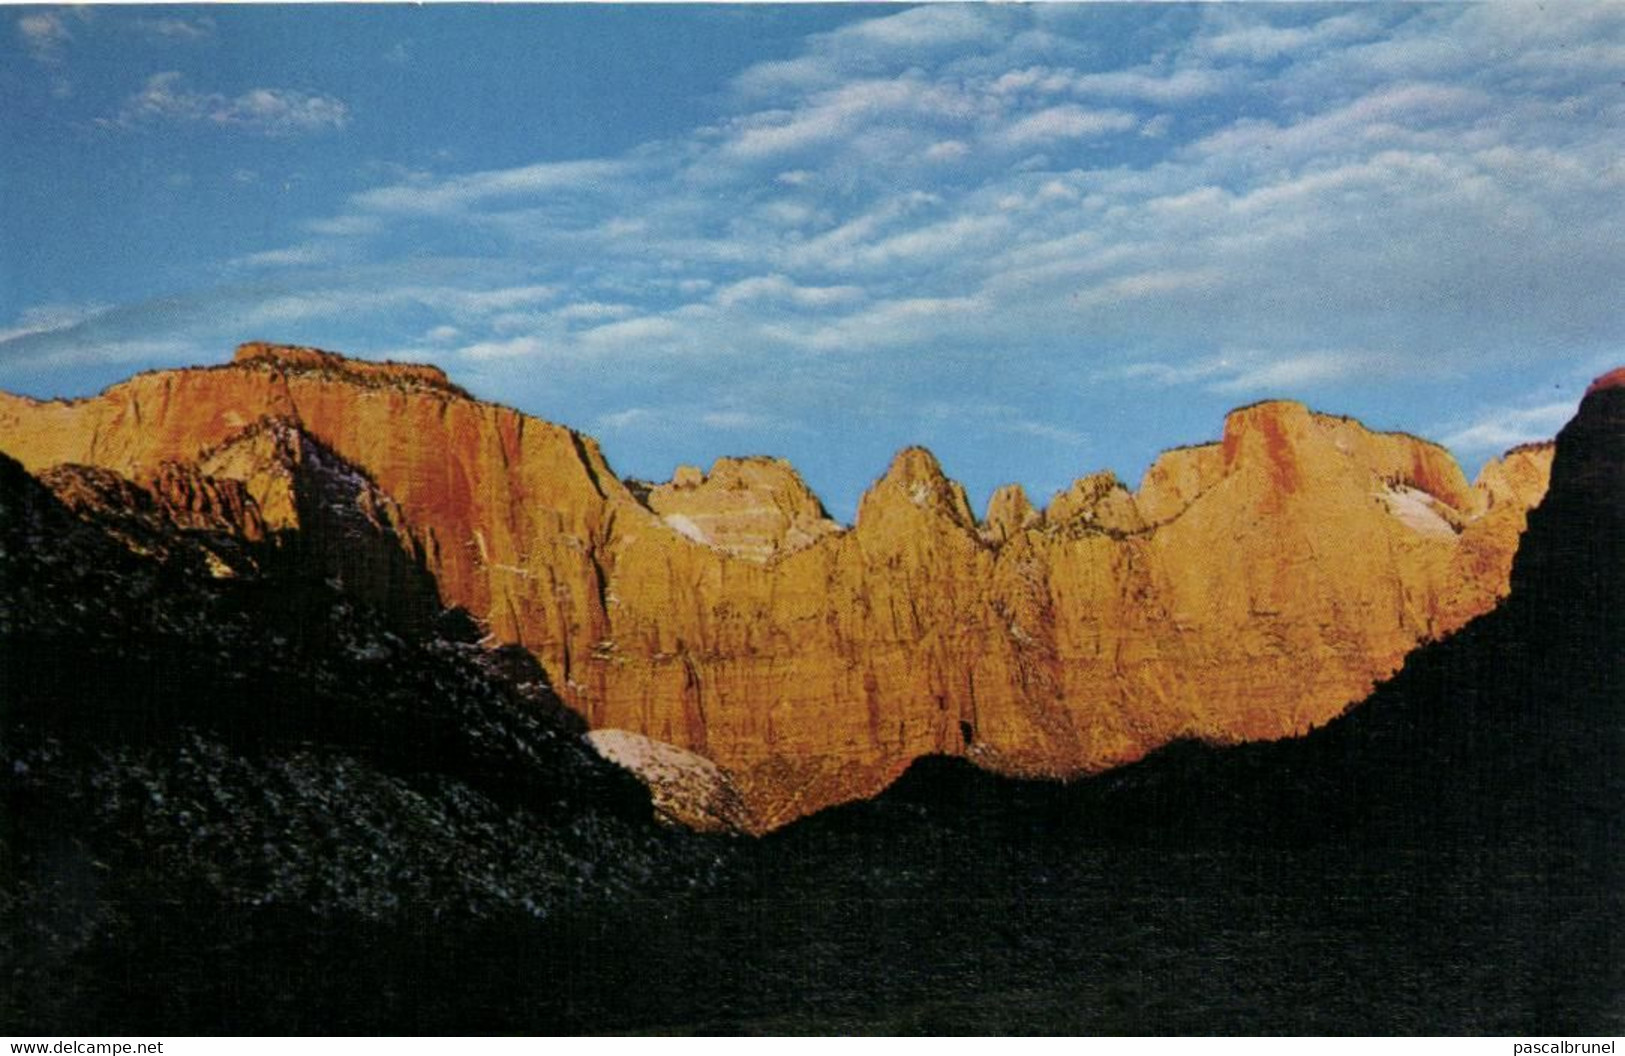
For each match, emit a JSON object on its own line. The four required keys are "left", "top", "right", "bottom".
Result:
{"left": 0, "top": 343, "right": 1559, "bottom": 829}
{"left": 640, "top": 456, "right": 840, "bottom": 562}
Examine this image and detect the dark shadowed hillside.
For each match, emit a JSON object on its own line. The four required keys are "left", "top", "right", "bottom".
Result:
{"left": 0, "top": 445, "right": 732, "bottom": 1034}
{"left": 1, "top": 374, "right": 1618, "bottom": 1034}
{"left": 532, "top": 375, "right": 1621, "bottom": 1034}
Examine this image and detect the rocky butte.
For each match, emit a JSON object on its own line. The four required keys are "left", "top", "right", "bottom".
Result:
{"left": 0, "top": 342, "right": 1555, "bottom": 829}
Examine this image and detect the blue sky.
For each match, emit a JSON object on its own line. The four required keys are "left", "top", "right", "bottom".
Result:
{"left": 3, "top": 4, "right": 1622, "bottom": 520}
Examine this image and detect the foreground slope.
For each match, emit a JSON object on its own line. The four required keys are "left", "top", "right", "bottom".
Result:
{"left": 0, "top": 342, "right": 1552, "bottom": 824}
{"left": 0, "top": 442, "right": 727, "bottom": 1033}
{"left": 550, "top": 369, "right": 1620, "bottom": 1033}
{"left": 0, "top": 369, "right": 1615, "bottom": 1034}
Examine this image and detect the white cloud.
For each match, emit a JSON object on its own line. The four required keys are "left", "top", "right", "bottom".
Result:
{"left": 1441, "top": 402, "right": 1576, "bottom": 456}
{"left": 29, "top": 2, "right": 1621, "bottom": 511}
{"left": 699, "top": 410, "right": 773, "bottom": 431}
{"left": 232, "top": 244, "right": 333, "bottom": 270}
{"left": 1209, "top": 351, "right": 1386, "bottom": 394}
{"left": 237, "top": 283, "right": 562, "bottom": 331}
{"left": 1196, "top": 11, "right": 1384, "bottom": 62}
{"left": 996, "top": 105, "right": 1136, "bottom": 148}
{"left": 839, "top": 5, "right": 999, "bottom": 52}
{"left": 1072, "top": 67, "right": 1231, "bottom": 105}
{"left": 592, "top": 405, "right": 790, "bottom": 437}
{"left": 106, "top": 72, "right": 348, "bottom": 136}
{"left": 596, "top": 407, "right": 655, "bottom": 431}
{"left": 139, "top": 16, "right": 214, "bottom": 42}
{"left": 723, "top": 76, "right": 979, "bottom": 161}
{"left": 459, "top": 336, "right": 548, "bottom": 363}
{"left": 733, "top": 5, "right": 1000, "bottom": 97}
{"left": 836, "top": 213, "right": 1010, "bottom": 272}
{"left": 553, "top": 302, "right": 636, "bottom": 323}
{"left": 1103, "top": 351, "right": 1404, "bottom": 396}
{"left": 445, "top": 284, "right": 560, "bottom": 314}
{"left": 0, "top": 337, "right": 196, "bottom": 374}
{"left": 714, "top": 275, "right": 864, "bottom": 309}
{"left": 576, "top": 316, "right": 683, "bottom": 350}
{"left": 0, "top": 302, "right": 108, "bottom": 346}
{"left": 776, "top": 295, "right": 986, "bottom": 354}
{"left": 304, "top": 214, "right": 383, "bottom": 237}
{"left": 1006, "top": 420, "right": 1088, "bottom": 447}
{"left": 352, "top": 159, "right": 624, "bottom": 214}
{"left": 17, "top": 11, "right": 70, "bottom": 64}
{"left": 1190, "top": 83, "right": 1486, "bottom": 164}
{"left": 1067, "top": 267, "right": 1221, "bottom": 309}
{"left": 996, "top": 64, "right": 1232, "bottom": 106}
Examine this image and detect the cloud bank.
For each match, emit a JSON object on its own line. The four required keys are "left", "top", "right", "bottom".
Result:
{"left": 4, "top": 4, "right": 1621, "bottom": 514}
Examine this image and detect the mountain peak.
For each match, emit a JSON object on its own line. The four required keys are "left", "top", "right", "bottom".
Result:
{"left": 983, "top": 482, "right": 1039, "bottom": 543}
{"left": 1045, "top": 471, "right": 1144, "bottom": 535}
{"left": 0, "top": 344, "right": 1574, "bottom": 828}
{"left": 1219, "top": 399, "right": 1316, "bottom": 495}
{"left": 883, "top": 445, "right": 948, "bottom": 486}
{"left": 860, "top": 445, "right": 977, "bottom": 529}
{"left": 232, "top": 342, "right": 466, "bottom": 397}
{"left": 643, "top": 454, "right": 840, "bottom": 562}
{"left": 1587, "top": 365, "right": 1625, "bottom": 395}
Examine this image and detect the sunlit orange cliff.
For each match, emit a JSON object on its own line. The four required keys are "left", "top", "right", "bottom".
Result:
{"left": 0, "top": 343, "right": 1553, "bottom": 829}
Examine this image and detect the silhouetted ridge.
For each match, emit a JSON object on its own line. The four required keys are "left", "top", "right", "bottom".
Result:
{"left": 0, "top": 343, "right": 1556, "bottom": 826}
{"left": 232, "top": 341, "right": 469, "bottom": 397}
{"left": 725, "top": 376, "right": 1622, "bottom": 1032}
{"left": 0, "top": 450, "right": 726, "bottom": 1033}
{"left": 785, "top": 367, "right": 1622, "bottom": 851}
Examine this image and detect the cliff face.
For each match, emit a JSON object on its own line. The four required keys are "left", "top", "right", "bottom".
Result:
{"left": 726, "top": 372, "right": 1622, "bottom": 1037}
{"left": 641, "top": 456, "right": 840, "bottom": 562}
{"left": 0, "top": 344, "right": 1558, "bottom": 828}
{"left": 0, "top": 444, "right": 724, "bottom": 1034}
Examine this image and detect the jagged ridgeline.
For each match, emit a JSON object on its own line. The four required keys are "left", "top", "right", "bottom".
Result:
{"left": 0, "top": 342, "right": 1555, "bottom": 828}
{"left": 1, "top": 353, "right": 1619, "bottom": 1033}
{"left": 0, "top": 434, "right": 731, "bottom": 1032}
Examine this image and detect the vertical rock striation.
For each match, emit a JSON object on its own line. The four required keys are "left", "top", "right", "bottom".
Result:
{"left": 0, "top": 343, "right": 1561, "bottom": 828}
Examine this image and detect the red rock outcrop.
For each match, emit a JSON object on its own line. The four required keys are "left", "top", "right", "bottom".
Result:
{"left": 0, "top": 344, "right": 1561, "bottom": 829}
{"left": 641, "top": 456, "right": 840, "bottom": 562}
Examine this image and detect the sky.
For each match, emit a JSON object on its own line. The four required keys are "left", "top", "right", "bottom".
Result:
{"left": 3, "top": 3, "right": 1623, "bottom": 521}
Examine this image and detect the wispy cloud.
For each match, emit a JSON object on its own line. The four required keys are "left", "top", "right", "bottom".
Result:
{"left": 12, "top": 3, "right": 1620, "bottom": 512}
{"left": 593, "top": 405, "right": 801, "bottom": 438}
{"left": 713, "top": 276, "right": 864, "bottom": 310}
{"left": 996, "top": 104, "right": 1137, "bottom": 148}
{"left": 1196, "top": 11, "right": 1384, "bottom": 62}
{"left": 103, "top": 72, "right": 349, "bottom": 136}
{"left": 1005, "top": 420, "right": 1088, "bottom": 448}
{"left": 0, "top": 338, "right": 200, "bottom": 376}
{"left": 0, "top": 302, "right": 109, "bottom": 346}
{"left": 303, "top": 214, "right": 383, "bottom": 238}
{"left": 17, "top": 10, "right": 71, "bottom": 64}
{"left": 1099, "top": 350, "right": 1408, "bottom": 396}
{"left": 351, "top": 159, "right": 624, "bottom": 214}
{"left": 1440, "top": 402, "right": 1576, "bottom": 456}
{"left": 231, "top": 244, "right": 336, "bottom": 271}
{"left": 699, "top": 410, "right": 776, "bottom": 431}
{"left": 1209, "top": 351, "right": 1396, "bottom": 394}
{"left": 995, "top": 64, "right": 1231, "bottom": 106}
{"left": 16, "top": 8, "right": 82, "bottom": 95}
{"left": 239, "top": 282, "right": 562, "bottom": 330}
{"left": 138, "top": 15, "right": 214, "bottom": 42}
{"left": 734, "top": 5, "right": 1003, "bottom": 97}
